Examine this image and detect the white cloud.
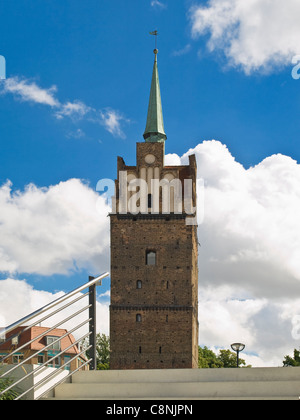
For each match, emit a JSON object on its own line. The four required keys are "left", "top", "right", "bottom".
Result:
{"left": 171, "top": 44, "right": 192, "bottom": 57}
{"left": 1, "top": 140, "right": 300, "bottom": 365}
{"left": 189, "top": 0, "right": 300, "bottom": 74}
{"left": 151, "top": 0, "right": 167, "bottom": 9}
{"left": 0, "top": 278, "right": 109, "bottom": 337}
{"left": 1, "top": 76, "right": 128, "bottom": 138}
{"left": 98, "top": 108, "right": 128, "bottom": 139}
{"left": 166, "top": 140, "right": 300, "bottom": 366}
{"left": 1, "top": 77, "right": 59, "bottom": 106}
{"left": 0, "top": 179, "right": 110, "bottom": 276}
{"left": 66, "top": 128, "right": 86, "bottom": 139}
{"left": 55, "top": 100, "right": 91, "bottom": 120}
{"left": 171, "top": 141, "right": 300, "bottom": 298}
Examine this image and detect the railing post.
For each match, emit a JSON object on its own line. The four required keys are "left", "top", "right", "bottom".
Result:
{"left": 88, "top": 277, "right": 97, "bottom": 371}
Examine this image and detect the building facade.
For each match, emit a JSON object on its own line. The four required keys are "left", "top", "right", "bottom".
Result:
{"left": 0, "top": 326, "right": 88, "bottom": 372}
{"left": 109, "top": 49, "right": 199, "bottom": 369}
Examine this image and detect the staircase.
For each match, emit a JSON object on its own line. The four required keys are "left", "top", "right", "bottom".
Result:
{"left": 46, "top": 367, "right": 300, "bottom": 400}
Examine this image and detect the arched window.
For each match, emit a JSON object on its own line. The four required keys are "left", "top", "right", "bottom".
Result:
{"left": 146, "top": 251, "right": 156, "bottom": 266}
{"left": 136, "top": 314, "right": 142, "bottom": 322}
{"left": 137, "top": 280, "right": 142, "bottom": 289}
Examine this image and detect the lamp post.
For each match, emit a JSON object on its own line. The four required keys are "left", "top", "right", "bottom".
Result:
{"left": 231, "top": 343, "right": 245, "bottom": 368}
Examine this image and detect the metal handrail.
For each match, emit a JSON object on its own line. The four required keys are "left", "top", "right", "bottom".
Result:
{"left": 0, "top": 302, "right": 91, "bottom": 364}
{"left": 0, "top": 292, "right": 90, "bottom": 349}
{"left": 0, "top": 318, "right": 91, "bottom": 378}
{"left": 2, "top": 332, "right": 92, "bottom": 399}
{"left": 19, "top": 345, "right": 93, "bottom": 401}
{"left": 0, "top": 271, "right": 109, "bottom": 400}
{"left": 0, "top": 272, "right": 108, "bottom": 339}
{"left": 35, "top": 356, "right": 93, "bottom": 401}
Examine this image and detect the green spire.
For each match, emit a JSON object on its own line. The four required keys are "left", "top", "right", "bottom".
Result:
{"left": 143, "top": 49, "right": 167, "bottom": 143}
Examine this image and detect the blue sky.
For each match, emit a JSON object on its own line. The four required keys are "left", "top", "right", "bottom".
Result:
{"left": 1, "top": 0, "right": 300, "bottom": 366}
{"left": 1, "top": 0, "right": 299, "bottom": 190}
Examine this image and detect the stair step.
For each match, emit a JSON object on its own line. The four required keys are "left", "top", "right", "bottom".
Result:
{"left": 54, "top": 380, "right": 300, "bottom": 399}
{"left": 72, "top": 367, "right": 300, "bottom": 384}
{"left": 45, "top": 368, "right": 300, "bottom": 400}
{"left": 44, "top": 396, "right": 299, "bottom": 400}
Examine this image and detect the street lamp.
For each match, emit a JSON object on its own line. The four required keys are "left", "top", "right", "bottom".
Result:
{"left": 231, "top": 343, "right": 245, "bottom": 368}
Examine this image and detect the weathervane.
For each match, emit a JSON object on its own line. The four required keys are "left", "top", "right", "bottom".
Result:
{"left": 149, "top": 30, "right": 158, "bottom": 52}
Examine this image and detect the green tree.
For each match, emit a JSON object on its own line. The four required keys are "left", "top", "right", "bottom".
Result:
{"left": 283, "top": 349, "right": 300, "bottom": 367}
{"left": 218, "top": 349, "right": 246, "bottom": 368}
{"left": 0, "top": 371, "right": 20, "bottom": 400}
{"left": 96, "top": 333, "right": 110, "bottom": 370}
{"left": 198, "top": 346, "right": 223, "bottom": 368}
{"left": 82, "top": 333, "right": 110, "bottom": 370}
{"left": 198, "top": 346, "right": 250, "bottom": 368}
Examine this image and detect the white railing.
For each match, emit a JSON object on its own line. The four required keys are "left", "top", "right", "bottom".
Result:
{"left": 0, "top": 272, "right": 109, "bottom": 400}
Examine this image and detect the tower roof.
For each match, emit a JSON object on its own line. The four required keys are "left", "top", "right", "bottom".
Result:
{"left": 143, "top": 49, "right": 167, "bottom": 143}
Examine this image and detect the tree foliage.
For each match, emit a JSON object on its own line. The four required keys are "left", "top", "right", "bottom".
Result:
{"left": 96, "top": 333, "right": 110, "bottom": 370}
{"left": 198, "top": 346, "right": 250, "bottom": 368}
{"left": 283, "top": 349, "right": 300, "bottom": 367}
{"left": 82, "top": 333, "right": 110, "bottom": 370}
{"left": 198, "top": 346, "right": 223, "bottom": 368}
{"left": 0, "top": 372, "right": 20, "bottom": 400}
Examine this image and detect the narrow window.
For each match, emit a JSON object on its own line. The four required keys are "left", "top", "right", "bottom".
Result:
{"left": 148, "top": 193, "right": 152, "bottom": 209}
{"left": 137, "top": 280, "right": 142, "bottom": 289}
{"left": 12, "top": 354, "right": 24, "bottom": 364}
{"left": 136, "top": 314, "right": 142, "bottom": 322}
{"left": 139, "top": 346, "right": 142, "bottom": 354}
{"left": 159, "top": 346, "right": 162, "bottom": 354}
{"left": 37, "top": 354, "right": 45, "bottom": 365}
{"left": 146, "top": 251, "right": 156, "bottom": 266}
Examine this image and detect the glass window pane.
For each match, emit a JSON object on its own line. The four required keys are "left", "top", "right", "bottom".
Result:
{"left": 146, "top": 251, "right": 156, "bottom": 265}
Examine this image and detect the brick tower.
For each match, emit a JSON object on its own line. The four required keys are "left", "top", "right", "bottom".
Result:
{"left": 109, "top": 48, "right": 198, "bottom": 369}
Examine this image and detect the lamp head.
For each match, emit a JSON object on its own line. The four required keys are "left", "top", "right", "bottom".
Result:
{"left": 231, "top": 343, "right": 245, "bottom": 352}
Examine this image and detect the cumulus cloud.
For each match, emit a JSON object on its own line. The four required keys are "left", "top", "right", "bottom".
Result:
{"left": 166, "top": 140, "right": 300, "bottom": 366}
{"left": 166, "top": 141, "right": 300, "bottom": 294}
{"left": 189, "top": 0, "right": 300, "bottom": 74}
{"left": 0, "top": 278, "right": 109, "bottom": 337}
{"left": 0, "top": 179, "right": 111, "bottom": 339}
{"left": 1, "top": 141, "right": 300, "bottom": 365}
{"left": 0, "top": 178, "right": 110, "bottom": 276}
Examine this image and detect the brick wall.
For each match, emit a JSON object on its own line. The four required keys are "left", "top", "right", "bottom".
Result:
{"left": 109, "top": 141, "right": 198, "bottom": 369}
